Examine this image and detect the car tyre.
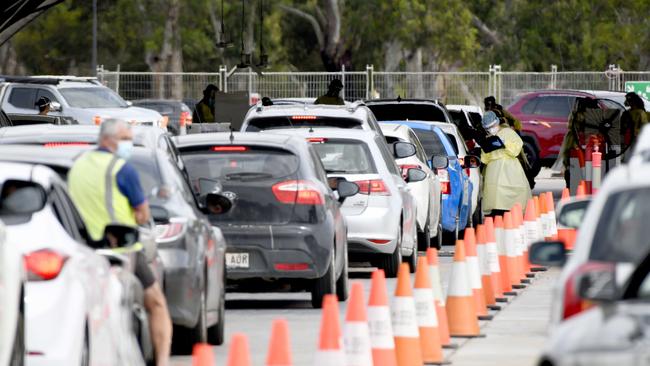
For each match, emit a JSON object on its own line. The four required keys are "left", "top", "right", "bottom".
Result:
{"left": 9, "top": 304, "right": 24, "bottom": 366}
{"left": 523, "top": 140, "right": 541, "bottom": 178}
{"left": 207, "top": 283, "right": 225, "bottom": 345}
{"left": 472, "top": 199, "right": 484, "bottom": 226}
{"left": 417, "top": 222, "right": 431, "bottom": 251}
{"left": 311, "top": 253, "right": 336, "bottom": 308}
{"left": 381, "top": 225, "right": 402, "bottom": 278}
{"left": 335, "top": 244, "right": 349, "bottom": 301}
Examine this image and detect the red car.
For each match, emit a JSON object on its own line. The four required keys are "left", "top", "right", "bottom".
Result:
{"left": 507, "top": 90, "right": 627, "bottom": 176}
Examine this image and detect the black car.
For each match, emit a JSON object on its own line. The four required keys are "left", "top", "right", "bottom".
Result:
{"left": 132, "top": 99, "right": 192, "bottom": 135}
{"left": 176, "top": 132, "right": 357, "bottom": 308}
{"left": 0, "top": 145, "right": 228, "bottom": 352}
{"left": 365, "top": 98, "right": 454, "bottom": 124}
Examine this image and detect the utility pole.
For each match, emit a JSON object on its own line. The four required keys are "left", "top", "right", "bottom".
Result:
{"left": 92, "top": 0, "right": 97, "bottom": 75}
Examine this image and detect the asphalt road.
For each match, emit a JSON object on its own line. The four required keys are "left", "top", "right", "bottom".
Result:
{"left": 170, "top": 171, "right": 565, "bottom": 365}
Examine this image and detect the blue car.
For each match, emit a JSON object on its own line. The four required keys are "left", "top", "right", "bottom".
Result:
{"left": 381, "top": 121, "right": 473, "bottom": 237}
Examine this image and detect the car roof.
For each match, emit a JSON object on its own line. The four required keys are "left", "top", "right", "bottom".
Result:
{"left": 0, "top": 125, "right": 165, "bottom": 147}
{"left": 0, "top": 161, "right": 62, "bottom": 189}
{"left": 245, "top": 102, "right": 370, "bottom": 120}
{"left": 175, "top": 131, "right": 310, "bottom": 154}
{"left": 365, "top": 98, "right": 444, "bottom": 106}
{"left": 379, "top": 120, "right": 440, "bottom": 131}
{"left": 263, "top": 128, "right": 378, "bottom": 143}
{"left": 379, "top": 123, "right": 410, "bottom": 137}
{"left": 0, "top": 145, "right": 152, "bottom": 169}
{"left": 132, "top": 99, "right": 184, "bottom": 105}
{"left": 446, "top": 104, "right": 483, "bottom": 114}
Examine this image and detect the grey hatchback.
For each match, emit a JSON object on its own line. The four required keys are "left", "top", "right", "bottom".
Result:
{"left": 176, "top": 132, "right": 356, "bottom": 308}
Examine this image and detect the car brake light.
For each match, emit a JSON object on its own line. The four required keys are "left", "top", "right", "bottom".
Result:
{"left": 437, "top": 169, "right": 451, "bottom": 195}
{"left": 562, "top": 261, "right": 615, "bottom": 320}
{"left": 307, "top": 138, "right": 327, "bottom": 143}
{"left": 272, "top": 180, "right": 324, "bottom": 205}
{"left": 24, "top": 249, "right": 68, "bottom": 281}
{"left": 94, "top": 116, "right": 102, "bottom": 125}
{"left": 275, "top": 263, "right": 309, "bottom": 271}
{"left": 155, "top": 217, "right": 188, "bottom": 243}
{"left": 291, "top": 115, "right": 317, "bottom": 120}
{"left": 43, "top": 142, "right": 90, "bottom": 148}
{"left": 180, "top": 111, "right": 192, "bottom": 127}
{"left": 355, "top": 179, "right": 390, "bottom": 196}
{"left": 399, "top": 164, "right": 421, "bottom": 180}
{"left": 211, "top": 146, "right": 248, "bottom": 152}
{"left": 369, "top": 239, "right": 391, "bottom": 244}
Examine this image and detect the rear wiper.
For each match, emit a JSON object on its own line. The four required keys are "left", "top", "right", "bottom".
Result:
{"left": 224, "top": 172, "right": 273, "bottom": 181}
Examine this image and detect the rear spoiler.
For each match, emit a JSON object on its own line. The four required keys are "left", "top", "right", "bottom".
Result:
{"left": 7, "top": 113, "right": 78, "bottom": 126}
{"left": 185, "top": 122, "right": 232, "bottom": 134}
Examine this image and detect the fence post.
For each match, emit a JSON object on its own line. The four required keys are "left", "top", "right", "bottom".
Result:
{"left": 248, "top": 67, "right": 253, "bottom": 99}
{"left": 489, "top": 65, "right": 502, "bottom": 102}
{"left": 219, "top": 65, "right": 227, "bottom": 92}
{"left": 115, "top": 64, "right": 121, "bottom": 95}
{"left": 551, "top": 64, "right": 558, "bottom": 89}
{"left": 366, "top": 64, "right": 374, "bottom": 100}
{"left": 341, "top": 64, "right": 346, "bottom": 99}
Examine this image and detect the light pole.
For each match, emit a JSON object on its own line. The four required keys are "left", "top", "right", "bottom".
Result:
{"left": 91, "top": 0, "right": 97, "bottom": 75}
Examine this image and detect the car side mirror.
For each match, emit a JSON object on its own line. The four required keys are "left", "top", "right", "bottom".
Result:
{"left": 198, "top": 177, "right": 222, "bottom": 196}
{"left": 431, "top": 155, "right": 449, "bottom": 170}
{"left": 405, "top": 168, "right": 427, "bottom": 183}
{"left": 462, "top": 155, "right": 481, "bottom": 169}
{"left": 0, "top": 180, "right": 47, "bottom": 215}
{"left": 49, "top": 101, "right": 62, "bottom": 112}
{"left": 577, "top": 267, "right": 618, "bottom": 302}
{"left": 336, "top": 181, "right": 359, "bottom": 203}
{"left": 393, "top": 141, "right": 416, "bottom": 159}
{"left": 557, "top": 199, "right": 591, "bottom": 229}
{"left": 529, "top": 241, "right": 566, "bottom": 267}
{"left": 150, "top": 205, "right": 170, "bottom": 223}
{"left": 202, "top": 193, "right": 233, "bottom": 215}
{"left": 102, "top": 224, "right": 139, "bottom": 249}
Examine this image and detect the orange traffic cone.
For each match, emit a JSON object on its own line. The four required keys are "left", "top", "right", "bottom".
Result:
{"left": 445, "top": 240, "right": 483, "bottom": 338}
{"left": 414, "top": 256, "right": 444, "bottom": 364}
{"left": 426, "top": 248, "right": 456, "bottom": 349}
{"left": 192, "top": 343, "right": 215, "bottom": 366}
{"left": 524, "top": 199, "right": 542, "bottom": 274}
{"left": 344, "top": 282, "right": 373, "bottom": 366}
{"left": 476, "top": 224, "right": 497, "bottom": 310}
{"left": 484, "top": 217, "right": 505, "bottom": 302}
{"left": 558, "top": 189, "right": 576, "bottom": 250}
{"left": 546, "top": 192, "right": 558, "bottom": 240}
{"left": 561, "top": 188, "right": 570, "bottom": 202}
{"left": 227, "top": 333, "right": 251, "bottom": 366}
{"left": 504, "top": 212, "right": 525, "bottom": 289}
{"left": 392, "top": 263, "right": 423, "bottom": 366}
{"left": 266, "top": 319, "right": 292, "bottom": 366}
{"left": 315, "top": 294, "right": 345, "bottom": 365}
{"left": 539, "top": 193, "right": 550, "bottom": 239}
{"left": 464, "top": 228, "right": 492, "bottom": 320}
{"left": 368, "top": 270, "right": 397, "bottom": 366}
{"left": 512, "top": 203, "right": 531, "bottom": 282}
{"left": 494, "top": 215, "right": 515, "bottom": 296}
{"left": 577, "top": 181, "right": 587, "bottom": 197}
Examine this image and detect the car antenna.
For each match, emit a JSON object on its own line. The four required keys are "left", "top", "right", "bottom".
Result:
{"left": 229, "top": 127, "right": 235, "bottom": 144}
{"left": 397, "top": 95, "right": 402, "bottom": 103}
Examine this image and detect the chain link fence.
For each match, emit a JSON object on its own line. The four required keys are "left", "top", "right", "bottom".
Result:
{"left": 96, "top": 65, "right": 650, "bottom": 108}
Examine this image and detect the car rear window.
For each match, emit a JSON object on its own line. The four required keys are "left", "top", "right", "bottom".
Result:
{"left": 367, "top": 104, "right": 447, "bottom": 122}
{"left": 449, "top": 110, "right": 468, "bottom": 127}
{"left": 384, "top": 136, "right": 401, "bottom": 144}
{"left": 310, "top": 139, "right": 377, "bottom": 174}
{"left": 245, "top": 116, "right": 362, "bottom": 131}
{"left": 180, "top": 145, "right": 300, "bottom": 183}
{"left": 590, "top": 188, "right": 650, "bottom": 264}
{"left": 412, "top": 129, "right": 450, "bottom": 158}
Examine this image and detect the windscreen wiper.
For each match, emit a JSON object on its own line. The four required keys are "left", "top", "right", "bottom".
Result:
{"left": 224, "top": 172, "right": 273, "bottom": 181}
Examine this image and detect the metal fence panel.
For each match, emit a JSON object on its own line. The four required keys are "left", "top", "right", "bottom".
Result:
{"left": 373, "top": 72, "right": 489, "bottom": 105}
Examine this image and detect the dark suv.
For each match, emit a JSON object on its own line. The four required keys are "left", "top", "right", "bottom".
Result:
{"left": 365, "top": 98, "right": 453, "bottom": 124}
{"left": 507, "top": 90, "right": 627, "bottom": 176}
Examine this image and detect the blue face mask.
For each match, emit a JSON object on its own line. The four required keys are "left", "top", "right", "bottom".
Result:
{"left": 116, "top": 140, "right": 134, "bottom": 160}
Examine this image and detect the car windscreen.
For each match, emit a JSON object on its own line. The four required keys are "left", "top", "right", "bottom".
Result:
{"left": 245, "top": 116, "right": 363, "bottom": 131}
{"left": 590, "top": 188, "right": 650, "bottom": 264}
{"left": 412, "top": 129, "right": 451, "bottom": 158}
{"left": 367, "top": 104, "right": 447, "bottom": 122}
{"left": 310, "top": 139, "right": 377, "bottom": 174}
{"left": 59, "top": 87, "right": 128, "bottom": 108}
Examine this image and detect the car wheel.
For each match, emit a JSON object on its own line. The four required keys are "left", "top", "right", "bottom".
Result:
{"left": 381, "top": 225, "right": 402, "bottom": 278}
{"left": 207, "top": 279, "right": 225, "bottom": 345}
{"left": 9, "top": 304, "right": 24, "bottom": 366}
{"left": 311, "top": 253, "right": 336, "bottom": 308}
{"left": 335, "top": 244, "right": 349, "bottom": 301}
{"left": 523, "top": 140, "right": 542, "bottom": 178}
{"left": 417, "top": 223, "right": 431, "bottom": 252}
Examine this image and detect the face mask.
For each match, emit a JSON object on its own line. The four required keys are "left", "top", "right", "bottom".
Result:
{"left": 116, "top": 140, "right": 134, "bottom": 160}
{"left": 488, "top": 126, "right": 500, "bottom": 136}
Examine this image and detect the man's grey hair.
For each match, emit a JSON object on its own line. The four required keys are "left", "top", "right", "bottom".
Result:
{"left": 99, "top": 118, "right": 130, "bottom": 139}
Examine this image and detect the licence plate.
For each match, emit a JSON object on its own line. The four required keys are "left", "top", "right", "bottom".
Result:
{"left": 226, "top": 253, "right": 249, "bottom": 269}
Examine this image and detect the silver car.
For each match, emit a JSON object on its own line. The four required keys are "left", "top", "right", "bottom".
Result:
{"left": 270, "top": 128, "right": 424, "bottom": 277}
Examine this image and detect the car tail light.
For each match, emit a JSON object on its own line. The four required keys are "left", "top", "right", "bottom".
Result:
{"left": 399, "top": 164, "right": 421, "bottom": 180}
{"left": 355, "top": 180, "right": 390, "bottom": 196}
{"left": 211, "top": 146, "right": 249, "bottom": 152}
{"left": 24, "top": 249, "right": 68, "bottom": 281}
{"left": 43, "top": 142, "right": 90, "bottom": 148}
{"left": 272, "top": 180, "right": 324, "bottom": 205}
{"left": 562, "top": 261, "right": 615, "bottom": 320}
{"left": 94, "top": 116, "right": 102, "bottom": 125}
{"left": 369, "top": 239, "right": 391, "bottom": 244}
{"left": 274, "top": 263, "right": 309, "bottom": 271}
{"left": 155, "top": 217, "right": 189, "bottom": 243}
{"left": 291, "top": 115, "right": 317, "bottom": 120}
{"left": 437, "top": 169, "right": 451, "bottom": 195}
{"left": 180, "top": 111, "right": 192, "bottom": 126}
{"left": 307, "top": 137, "right": 327, "bottom": 143}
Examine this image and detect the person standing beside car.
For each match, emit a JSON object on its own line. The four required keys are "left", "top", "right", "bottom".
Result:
{"left": 315, "top": 79, "right": 345, "bottom": 105}
{"left": 193, "top": 84, "right": 218, "bottom": 123}
{"left": 480, "top": 111, "right": 531, "bottom": 217}
{"left": 68, "top": 119, "right": 172, "bottom": 366}
{"left": 622, "top": 92, "right": 649, "bottom": 151}
{"left": 484, "top": 96, "right": 522, "bottom": 132}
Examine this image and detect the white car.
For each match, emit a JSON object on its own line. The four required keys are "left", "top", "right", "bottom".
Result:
{"left": 271, "top": 128, "right": 421, "bottom": 277}
{"left": 0, "top": 219, "right": 25, "bottom": 366}
{"left": 380, "top": 123, "right": 443, "bottom": 249}
{"left": 427, "top": 121, "right": 482, "bottom": 224}
{"left": 0, "top": 76, "right": 165, "bottom": 127}
{"left": 446, "top": 104, "right": 483, "bottom": 132}
{"left": 0, "top": 162, "right": 142, "bottom": 366}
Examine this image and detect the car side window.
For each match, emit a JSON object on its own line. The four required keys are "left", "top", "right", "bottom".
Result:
{"left": 521, "top": 98, "right": 538, "bottom": 114}
{"left": 445, "top": 133, "right": 460, "bottom": 155}
{"left": 160, "top": 155, "right": 196, "bottom": 205}
{"left": 409, "top": 130, "right": 429, "bottom": 163}
{"left": 599, "top": 98, "right": 625, "bottom": 111}
{"left": 375, "top": 137, "right": 401, "bottom": 176}
{"left": 308, "top": 146, "right": 330, "bottom": 187}
{"left": 36, "top": 88, "right": 59, "bottom": 104}
{"left": 53, "top": 184, "right": 91, "bottom": 243}
{"left": 49, "top": 185, "right": 80, "bottom": 241}
{"left": 8, "top": 87, "right": 37, "bottom": 109}
{"left": 533, "top": 96, "right": 572, "bottom": 118}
